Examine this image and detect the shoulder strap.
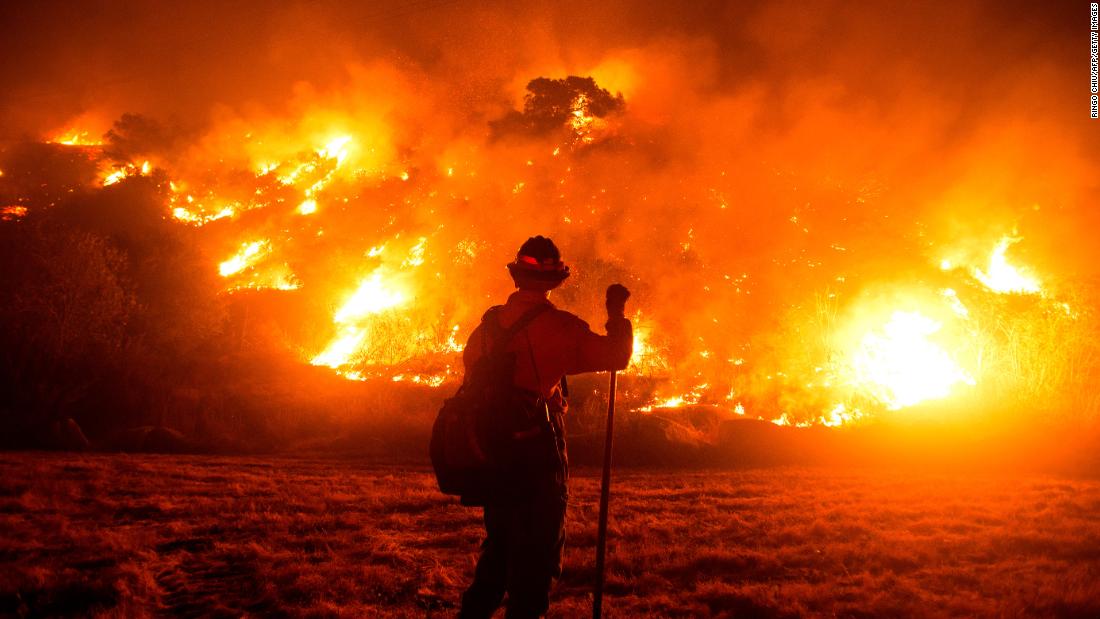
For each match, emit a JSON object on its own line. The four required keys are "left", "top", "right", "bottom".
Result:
{"left": 489, "top": 304, "right": 551, "bottom": 354}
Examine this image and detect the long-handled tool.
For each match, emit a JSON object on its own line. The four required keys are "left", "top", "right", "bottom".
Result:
{"left": 593, "top": 368, "right": 617, "bottom": 619}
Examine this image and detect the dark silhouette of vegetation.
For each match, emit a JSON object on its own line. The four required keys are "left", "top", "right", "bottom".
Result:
{"left": 104, "top": 113, "right": 182, "bottom": 162}
{"left": 491, "top": 76, "right": 624, "bottom": 140}
{"left": 0, "top": 157, "right": 231, "bottom": 446}
{"left": 0, "top": 222, "right": 133, "bottom": 425}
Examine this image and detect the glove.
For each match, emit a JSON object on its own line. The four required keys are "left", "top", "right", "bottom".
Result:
{"left": 605, "top": 284, "right": 630, "bottom": 319}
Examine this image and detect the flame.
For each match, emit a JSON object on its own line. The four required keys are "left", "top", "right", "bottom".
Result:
{"left": 638, "top": 395, "right": 689, "bottom": 412}
{"left": 333, "top": 271, "right": 406, "bottom": 322}
{"left": 101, "top": 160, "right": 151, "bottom": 186}
{"left": 443, "top": 325, "right": 465, "bottom": 353}
{"left": 849, "top": 310, "right": 975, "bottom": 410}
{"left": 172, "top": 204, "right": 236, "bottom": 225}
{"left": 311, "top": 269, "right": 410, "bottom": 372}
{"left": 625, "top": 312, "right": 669, "bottom": 376}
{"left": 318, "top": 135, "right": 353, "bottom": 164}
{"left": 50, "top": 130, "right": 103, "bottom": 146}
{"left": 219, "top": 240, "right": 271, "bottom": 277}
{"left": 20, "top": 67, "right": 1071, "bottom": 428}
{"left": 817, "top": 403, "right": 864, "bottom": 427}
{"left": 1, "top": 206, "right": 28, "bottom": 221}
{"left": 391, "top": 373, "right": 447, "bottom": 388}
{"left": 225, "top": 264, "right": 301, "bottom": 292}
{"left": 973, "top": 236, "right": 1040, "bottom": 294}
{"left": 637, "top": 383, "right": 708, "bottom": 412}
{"left": 569, "top": 94, "right": 606, "bottom": 144}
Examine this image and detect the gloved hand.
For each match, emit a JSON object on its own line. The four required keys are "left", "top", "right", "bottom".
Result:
{"left": 605, "top": 284, "right": 630, "bottom": 319}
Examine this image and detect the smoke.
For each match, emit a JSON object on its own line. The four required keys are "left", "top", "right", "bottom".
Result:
{"left": 1, "top": 0, "right": 1096, "bottom": 422}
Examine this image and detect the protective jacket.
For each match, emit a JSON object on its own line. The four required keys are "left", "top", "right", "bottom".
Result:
{"left": 462, "top": 289, "right": 633, "bottom": 410}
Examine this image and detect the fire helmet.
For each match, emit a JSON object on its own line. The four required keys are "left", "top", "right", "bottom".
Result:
{"left": 507, "top": 236, "right": 570, "bottom": 290}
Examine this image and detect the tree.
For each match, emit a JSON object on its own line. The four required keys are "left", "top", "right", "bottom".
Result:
{"left": 0, "top": 221, "right": 134, "bottom": 422}
{"left": 104, "top": 113, "right": 180, "bottom": 162}
{"left": 491, "top": 76, "right": 624, "bottom": 140}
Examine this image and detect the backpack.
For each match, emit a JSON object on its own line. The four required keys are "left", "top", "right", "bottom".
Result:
{"left": 430, "top": 304, "right": 552, "bottom": 505}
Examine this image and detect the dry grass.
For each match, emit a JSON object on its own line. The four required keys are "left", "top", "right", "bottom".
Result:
{"left": 1, "top": 453, "right": 1098, "bottom": 618}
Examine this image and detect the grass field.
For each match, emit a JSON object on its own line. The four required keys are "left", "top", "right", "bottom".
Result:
{"left": 1, "top": 453, "right": 1099, "bottom": 618}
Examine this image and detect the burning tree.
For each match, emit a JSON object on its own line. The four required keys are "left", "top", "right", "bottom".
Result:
{"left": 491, "top": 76, "right": 624, "bottom": 143}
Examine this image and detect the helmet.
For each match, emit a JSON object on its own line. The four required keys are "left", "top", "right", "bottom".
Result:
{"left": 506, "top": 236, "right": 570, "bottom": 290}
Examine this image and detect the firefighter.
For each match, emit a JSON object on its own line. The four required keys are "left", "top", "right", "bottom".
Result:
{"left": 458, "top": 236, "right": 632, "bottom": 619}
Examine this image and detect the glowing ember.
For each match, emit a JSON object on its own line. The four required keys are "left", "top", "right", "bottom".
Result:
{"left": 973, "top": 236, "right": 1040, "bottom": 294}
{"left": 850, "top": 311, "right": 975, "bottom": 410}
{"left": 1, "top": 206, "right": 28, "bottom": 221}
{"left": 219, "top": 240, "right": 271, "bottom": 277}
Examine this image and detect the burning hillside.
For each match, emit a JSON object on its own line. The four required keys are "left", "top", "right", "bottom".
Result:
{"left": 0, "top": 1, "right": 1097, "bottom": 443}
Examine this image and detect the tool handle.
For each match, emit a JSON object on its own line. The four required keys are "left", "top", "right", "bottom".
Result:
{"left": 593, "top": 370, "right": 617, "bottom": 619}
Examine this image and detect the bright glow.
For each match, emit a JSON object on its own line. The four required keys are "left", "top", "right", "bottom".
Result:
{"left": 311, "top": 269, "right": 410, "bottom": 371}
{"left": 297, "top": 199, "right": 318, "bottom": 215}
{"left": 942, "top": 288, "right": 969, "bottom": 317}
{"left": 50, "top": 130, "right": 103, "bottom": 146}
{"left": 850, "top": 311, "right": 974, "bottom": 410}
{"left": 101, "top": 160, "right": 152, "bottom": 186}
{"left": 1, "top": 205, "right": 28, "bottom": 220}
{"left": 625, "top": 313, "right": 669, "bottom": 375}
{"left": 818, "top": 403, "right": 863, "bottom": 427}
{"left": 333, "top": 272, "right": 406, "bottom": 323}
{"left": 973, "top": 236, "right": 1041, "bottom": 294}
{"left": 569, "top": 94, "right": 600, "bottom": 144}
{"left": 639, "top": 395, "right": 687, "bottom": 412}
{"left": 219, "top": 240, "right": 270, "bottom": 277}
{"left": 402, "top": 237, "right": 428, "bottom": 268}
{"left": 172, "top": 205, "right": 236, "bottom": 226}
{"left": 102, "top": 169, "right": 128, "bottom": 186}
{"left": 318, "top": 135, "right": 353, "bottom": 164}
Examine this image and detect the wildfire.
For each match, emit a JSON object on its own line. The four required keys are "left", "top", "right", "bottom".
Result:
{"left": 849, "top": 310, "right": 975, "bottom": 410}
{"left": 311, "top": 269, "right": 410, "bottom": 372}
{"left": 569, "top": 94, "right": 607, "bottom": 144}
{"left": 101, "top": 160, "right": 151, "bottom": 186}
{"left": 817, "top": 403, "right": 864, "bottom": 427}
{"left": 1, "top": 206, "right": 28, "bottom": 221}
{"left": 973, "top": 236, "right": 1041, "bottom": 294}
{"left": 625, "top": 313, "right": 669, "bottom": 376}
{"left": 14, "top": 66, "right": 1076, "bottom": 431}
{"left": 219, "top": 240, "right": 271, "bottom": 277}
{"left": 297, "top": 199, "right": 318, "bottom": 215}
{"left": 317, "top": 135, "right": 353, "bottom": 164}
{"left": 49, "top": 130, "right": 103, "bottom": 146}
{"left": 172, "top": 204, "right": 236, "bottom": 225}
